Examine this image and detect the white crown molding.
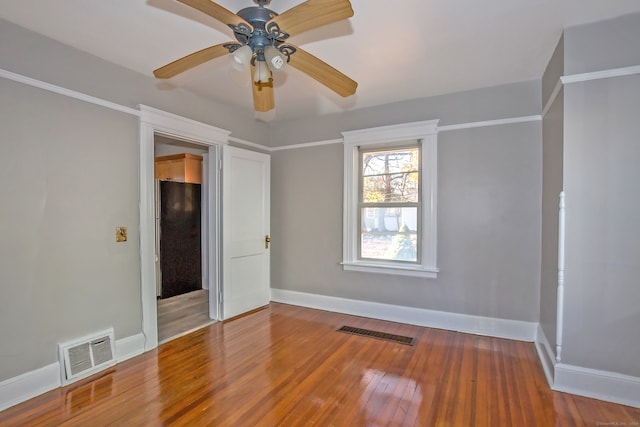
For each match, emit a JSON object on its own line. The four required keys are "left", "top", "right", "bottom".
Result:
{"left": 437, "top": 115, "right": 541, "bottom": 132}
{"left": 560, "top": 64, "right": 640, "bottom": 85}
{"left": 270, "top": 288, "right": 537, "bottom": 342}
{"left": 554, "top": 364, "right": 640, "bottom": 408}
{"left": 270, "top": 138, "right": 344, "bottom": 152}
{"left": 0, "top": 333, "right": 146, "bottom": 412}
{"left": 0, "top": 68, "right": 140, "bottom": 117}
{"left": 228, "top": 136, "right": 271, "bottom": 152}
{"left": 542, "top": 64, "right": 640, "bottom": 117}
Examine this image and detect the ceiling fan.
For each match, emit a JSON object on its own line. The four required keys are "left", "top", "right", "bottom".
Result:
{"left": 153, "top": 0, "right": 358, "bottom": 112}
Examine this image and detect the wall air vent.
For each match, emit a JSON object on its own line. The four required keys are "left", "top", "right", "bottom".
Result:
{"left": 58, "top": 329, "right": 116, "bottom": 385}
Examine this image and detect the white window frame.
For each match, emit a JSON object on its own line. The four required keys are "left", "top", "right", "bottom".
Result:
{"left": 342, "top": 120, "right": 439, "bottom": 278}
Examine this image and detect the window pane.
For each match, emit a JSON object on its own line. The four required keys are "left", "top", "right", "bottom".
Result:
{"left": 361, "top": 207, "right": 418, "bottom": 262}
{"left": 362, "top": 172, "right": 419, "bottom": 202}
{"left": 362, "top": 148, "right": 418, "bottom": 176}
{"left": 361, "top": 147, "right": 419, "bottom": 203}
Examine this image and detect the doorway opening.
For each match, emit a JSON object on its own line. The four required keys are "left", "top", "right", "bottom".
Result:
{"left": 154, "top": 135, "right": 215, "bottom": 343}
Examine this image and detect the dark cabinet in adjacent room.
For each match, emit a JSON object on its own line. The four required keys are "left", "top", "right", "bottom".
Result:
{"left": 158, "top": 180, "right": 201, "bottom": 299}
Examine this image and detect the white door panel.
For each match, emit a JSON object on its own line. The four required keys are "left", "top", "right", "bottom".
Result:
{"left": 222, "top": 146, "right": 270, "bottom": 319}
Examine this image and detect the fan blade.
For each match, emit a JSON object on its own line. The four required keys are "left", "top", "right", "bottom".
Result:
{"left": 252, "top": 79, "right": 275, "bottom": 112}
{"left": 177, "top": 0, "right": 251, "bottom": 28}
{"left": 269, "top": 0, "right": 353, "bottom": 37}
{"left": 154, "top": 43, "right": 231, "bottom": 79}
{"left": 288, "top": 46, "right": 357, "bottom": 97}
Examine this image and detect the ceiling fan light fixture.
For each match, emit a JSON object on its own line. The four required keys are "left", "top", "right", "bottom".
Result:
{"left": 231, "top": 45, "right": 253, "bottom": 71}
{"left": 153, "top": 0, "right": 357, "bottom": 113}
{"left": 264, "top": 45, "right": 286, "bottom": 72}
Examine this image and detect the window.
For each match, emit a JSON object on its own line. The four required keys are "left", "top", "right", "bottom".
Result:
{"left": 342, "top": 120, "right": 439, "bottom": 278}
{"left": 360, "top": 145, "right": 420, "bottom": 262}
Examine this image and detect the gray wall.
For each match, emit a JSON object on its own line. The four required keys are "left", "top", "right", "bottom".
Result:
{"left": 270, "top": 82, "right": 542, "bottom": 322}
{"left": 539, "top": 36, "right": 564, "bottom": 354}
{"left": 0, "top": 21, "right": 267, "bottom": 382}
{"left": 540, "top": 13, "right": 640, "bottom": 378}
{"left": 0, "top": 79, "right": 140, "bottom": 380}
{"left": 542, "top": 34, "right": 564, "bottom": 108}
{"left": 539, "top": 93, "right": 563, "bottom": 351}
{"left": 562, "top": 74, "right": 640, "bottom": 376}
{"left": 564, "top": 12, "right": 640, "bottom": 75}
{"left": 269, "top": 81, "right": 541, "bottom": 147}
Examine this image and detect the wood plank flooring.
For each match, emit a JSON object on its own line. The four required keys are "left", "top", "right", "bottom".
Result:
{"left": 157, "top": 289, "right": 213, "bottom": 343}
{"left": 1, "top": 303, "right": 638, "bottom": 426}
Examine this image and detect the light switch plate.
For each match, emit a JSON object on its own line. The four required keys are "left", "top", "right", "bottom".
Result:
{"left": 116, "top": 227, "right": 127, "bottom": 242}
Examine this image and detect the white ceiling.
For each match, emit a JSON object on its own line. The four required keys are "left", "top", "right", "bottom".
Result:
{"left": 2, "top": 0, "right": 640, "bottom": 122}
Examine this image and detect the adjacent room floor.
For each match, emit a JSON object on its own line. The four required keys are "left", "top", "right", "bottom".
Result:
{"left": 157, "top": 289, "right": 213, "bottom": 343}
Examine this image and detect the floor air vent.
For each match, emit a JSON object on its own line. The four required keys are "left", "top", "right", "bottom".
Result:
{"left": 58, "top": 329, "right": 116, "bottom": 385}
{"left": 337, "top": 325, "right": 415, "bottom": 346}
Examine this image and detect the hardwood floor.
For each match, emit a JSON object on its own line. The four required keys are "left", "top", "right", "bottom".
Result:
{"left": 1, "top": 303, "right": 638, "bottom": 426}
{"left": 157, "top": 289, "right": 213, "bottom": 343}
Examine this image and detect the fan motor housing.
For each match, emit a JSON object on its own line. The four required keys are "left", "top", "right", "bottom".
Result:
{"left": 237, "top": 6, "right": 278, "bottom": 27}
{"left": 234, "top": 5, "right": 283, "bottom": 58}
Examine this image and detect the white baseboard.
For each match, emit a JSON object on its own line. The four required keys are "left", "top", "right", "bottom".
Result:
{"left": 554, "top": 363, "right": 640, "bottom": 408}
{"left": 0, "top": 363, "right": 60, "bottom": 412}
{"left": 534, "top": 324, "right": 555, "bottom": 387}
{"left": 115, "top": 333, "right": 146, "bottom": 363}
{"left": 0, "top": 332, "right": 147, "bottom": 412}
{"left": 270, "top": 288, "right": 537, "bottom": 342}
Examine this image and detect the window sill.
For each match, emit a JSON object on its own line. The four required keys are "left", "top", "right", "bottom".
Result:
{"left": 341, "top": 261, "right": 438, "bottom": 279}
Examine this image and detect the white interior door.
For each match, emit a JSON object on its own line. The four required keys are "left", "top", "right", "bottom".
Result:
{"left": 222, "top": 146, "right": 270, "bottom": 319}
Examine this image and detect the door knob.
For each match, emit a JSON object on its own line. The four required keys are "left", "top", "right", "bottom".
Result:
{"left": 265, "top": 235, "right": 271, "bottom": 249}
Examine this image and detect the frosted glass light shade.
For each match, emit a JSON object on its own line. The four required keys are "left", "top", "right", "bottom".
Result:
{"left": 265, "top": 46, "right": 286, "bottom": 72}
{"left": 231, "top": 45, "right": 252, "bottom": 71}
{"left": 253, "top": 60, "right": 272, "bottom": 83}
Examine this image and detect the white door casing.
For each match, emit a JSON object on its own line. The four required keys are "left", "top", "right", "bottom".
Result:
{"left": 222, "top": 146, "right": 271, "bottom": 319}
{"left": 139, "top": 106, "right": 229, "bottom": 350}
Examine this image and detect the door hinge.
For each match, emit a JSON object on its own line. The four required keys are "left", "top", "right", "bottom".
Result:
{"left": 218, "top": 291, "right": 223, "bottom": 303}
{"left": 218, "top": 159, "right": 223, "bottom": 171}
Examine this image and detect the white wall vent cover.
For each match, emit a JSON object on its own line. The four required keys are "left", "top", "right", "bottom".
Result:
{"left": 58, "top": 328, "right": 116, "bottom": 385}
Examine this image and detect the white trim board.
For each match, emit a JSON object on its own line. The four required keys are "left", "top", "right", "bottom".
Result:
{"left": 270, "top": 115, "right": 542, "bottom": 152}
{"left": 0, "top": 363, "right": 59, "bottom": 412}
{"left": 228, "top": 136, "right": 271, "bottom": 152}
{"left": 270, "top": 138, "right": 343, "bottom": 152}
{"left": 437, "top": 115, "right": 541, "bottom": 132}
{"left": 270, "top": 288, "right": 537, "bottom": 342}
{"left": 542, "top": 80, "right": 563, "bottom": 118}
{"left": 0, "top": 68, "right": 140, "bottom": 117}
{"left": 535, "top": 326, "right": 640, "bottom": 408}
{"left": 535, "top": 324, "right": 556, "bottom": 387}
{"left": 560, "top": 64, "right": 640, "bottom": 85}
{"left": 554, "top": 364, "right": 640, "bottom": 409}
{"left": 115, "top": 333, "right": 146, "bottom": 363}
{"left": 542, "top": 64, "right": 640, "bottom": 118}
{"left": 0, "top": 333, "right": 145, "bottom": 412}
